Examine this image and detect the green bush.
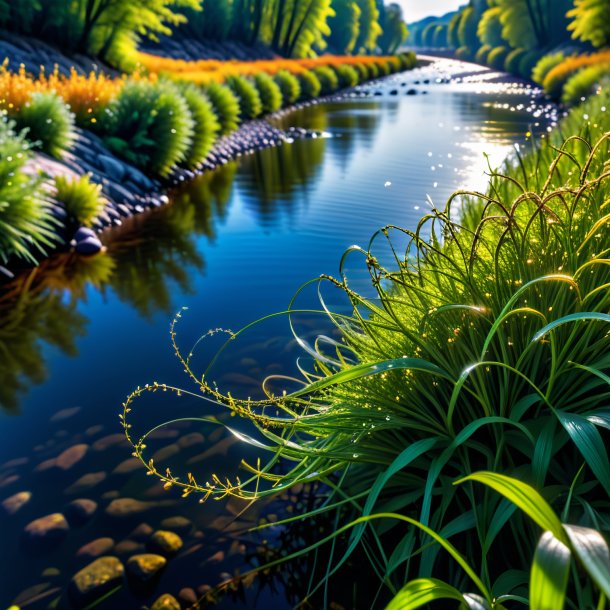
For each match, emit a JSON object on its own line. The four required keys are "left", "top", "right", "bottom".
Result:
{"left": 474, "top": 44, "right": 492, "bottom": 65}
{"left": 298, "top": 69, "right": 322, "bottom": 99}
{"left": 16, "top": 92, "right": 75, "bottom": 158}
{"left": 531, "top": 51, "right": 565, "bottom": 85}
{"left": 455, "top": 45, "right": 473, "bottom": 62}
{"left": 396, "top": 52, "right": 416, "bottom": 70}
{"left": 353, "top": 62, "right": 371, "bottom": 81}
{"left": 226, "top": 75, "right": 263, "bottom": 120}
{"left": 333, "top": 64, "right": 359, "bottom": 88}
{"left": 54, "top": 174, "right": 105, "bottom": 227}
{"left": 312, "top": 66, "right": 339, "bottom": 95}
{"left": 487, "top": 45, "right": 510, "bottom": 70}
{"left": 179, "top": 84, "right": 220, "bottom": 168}
{"left": 204, "top": 82, "right": 240, "bottom": 135}
{"left": 274, "top": 70, "right": 301, "bottom": 105}
{"left": 375, "top": 59, "right": 391, "bottom": 76}
{"left": 504, "top": 47, "right": 527, "bottom": 74}
{"left": 253, "top": 72, "right": 283, "bottom": 114}
{"left": 366, "top": 61, "right": 380, "bottom": 79}
{"left": 0, "top": 114, "right": 57, "bottom": 263}
{"left": 518, "top": 49, "right": 543, "bottom": 79}
{"left": 562, "top": 63, "right": 610, "bottom": 105}
{"left": 101, "top": 79, "right": 194, "bottom": 177}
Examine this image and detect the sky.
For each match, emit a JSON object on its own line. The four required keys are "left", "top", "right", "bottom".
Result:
{"left": 396, "top": 0, "right": 465, "bottom": 23}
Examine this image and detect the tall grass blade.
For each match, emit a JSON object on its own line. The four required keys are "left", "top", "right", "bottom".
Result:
{"left": 530, "top": 531, "right": 571, "bottom": 610}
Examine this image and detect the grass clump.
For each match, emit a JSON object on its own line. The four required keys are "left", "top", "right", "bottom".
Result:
{"left": 333, "top": 64, "right": 359, "bottom": 89}
{"left": 311, "top": 66, "right": 339, "bottom": 95}
{"left": 101, "top": 79, "right": 194, "bottom": 177}
{"left": 226, "top": 75, "right": 263, "bottom": 120}
{"left": 562, "top": 64, "right": 610, "bottom": 105}
{"left": 16, "top": 92, "right": 75, "bottom": 157}
{"left": 54, "top": 174, "right": 105, "bottom": 227}
{"left": 487, "top": 45, "right": 510, "bottom": 70}
{"left": 532, "top": 51, "right": 566, "bottom": 85}
{"left": 178, "top": 84, "right": 220, "bottom": 168}
{"left": 124, "top": 90, "right": 610, "bottom": 607}
{"left": 503, "top": 47, "right": 527, "bottom": 74}
{"left": 274, "top": 70, "right": 301, "bottom": 105}
{"left": 297, "top": 69, "right": 322, "bottom": 100}
{"left": 253, "top": 72, "right": 283, "bottom": 114}
{"left": 204, "top": 82, "right": 241, "bottom": 135}
{"left": 0, "top": 113, "right": 57, "bottom": 263}
{"left": 474, "top": 44, "right": 492, "bottom": 65}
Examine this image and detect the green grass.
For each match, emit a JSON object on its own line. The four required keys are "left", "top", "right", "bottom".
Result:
{"left": 274, "top": 70, "right": 301, "bottom": 105}
{"left": 253, "top": 72, "right": 284, "bottom": 114}
{"left": 0, "top": 113, "right": 58, "bottom": 263}
{"left": 226, "top": 75, "right": 264, "bottom": 120}
{"left": 54, "top": 174, "right": 105, "bottom": 227}
{"left": 204, "top": 82, "right": 241, "bottom": 135}
{"left": 123, "top": 74, "right": 610, "bottom": 610}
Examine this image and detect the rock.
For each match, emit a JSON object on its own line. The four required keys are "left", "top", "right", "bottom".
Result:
{"left": 64, "top": 499, "right": 98, "bottom": 526}
{"left": 42, "top": 567, "right": 61, "bottom": 577}
{"left": 75, "top": 236, "right": 103, "bottom": 255}
{"left": 72, "top": 228, "right": 96, "bottom": 243}
{"left": 128, "top": 523, "right": 154, "bottom": 542}
{"left": 112, "top": 458, "right": 142, "bottom": 475}
{"left": 98, "top": 154, "right": 126, "bottom": 182}
{"left": 69, "top": 557, "right": 124, "bottom": 608}
{"left": 389, "top": 89, "right": 398, "bottom": 95}
{"left": 23, "top": 513, "right": 69, "bottom": 549}
{"left": 2, "top": 491, "right": 31, "bottom": 515}
{"left": 55, "top": 444, "right": 88, "bottom": 470}
{"left": 148, "top": 530, "right": 183, "bottom": 556}
{"left": 151, "top": 593, "right": 181, "bottom": 610}
{"left": 406, "top": 89, "right": 418, "bottom": 95}
{"left": 159, "top": 516, "right": 192, "bottom": 535}
{"left": 65, "top": 472, "right": 107, "bottom": 495}
{"left": 92, "top": 434, "right": 126, "bottom": 452}
{"left": 114, "top": 540, "right": 146, "bottom": 556}
{"left": 178, "top": 588, "right": 198, "bottom": 605}
{"left": 77, "top": 538, "right": 115, "bottom": 559}
{"left": 105, "top": 498, "right": 156, "bottom": 518}
{"left": 126, "top": 554, "right": 167, "bottom": 583}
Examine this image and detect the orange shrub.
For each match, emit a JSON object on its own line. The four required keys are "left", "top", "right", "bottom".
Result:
{"left": 543, "top": 50, "right": 610, "bottom": 99}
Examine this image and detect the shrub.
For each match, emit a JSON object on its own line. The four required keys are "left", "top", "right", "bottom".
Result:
{"left": 455, "top": 45, "right": 473, "bottom": 62}
{"left": 204, "top": 82, "right": 240, "bottom": 135}
{"left": 474, "top": 44, "right": 492, "bottom": 65}
{"left": 252, "top": 72, "right": 283, "bottom": 114}
{"left": 274, "top": 70, "right": 301, "bottom": 105}
{"left": 531, "top": 51, "right": 565, "bottom": 85}
{"left": 178, "top": 84, "right": 220, "bottom": 168}
{"left": 366, "top": 61, "right": 380, "bottom": 79}
{"left": 487, "top": 45, "right": 510, "bottom": 70}
{"left": 396, "top": 52, "right": 416, "bottom": 71}
{"left": 504, "top": 47, "right": 527, "bottom": 74}
{"left": 562, "top": 63, "right": 610, "bottom": 105}
{"left": 298, "top": 69, "right": 322, "bottom": 100}
{"left": 543, "top": 50, "right": 610, "bottom": 99}
{"left": 312, "top": 66, "right": 339, "bottom": 95}
{"left": 226, "top": 75, "right": 263, "bottom": 120}
{"left": 333, "top": 64, "right": 359, "bottom": 88}
{"left": 16, "top": 92, "right": 75, "bottom": 157}
{"left": 518, "top": 49, "right": 543, "bottom": 79}
{"left": 101, "top": 79, "right": 194, "bottom": 176}
{"left": 352, "top": 62, "right": 371, "bottom": 82}
{"left": 374, "top": 59, "right": 391, "bottom": 76}
{"left": 54, "top": 174, "right": 105, "bottom": 227}
{"left": 0, "top": 114, "right": 57, "bottom": 263}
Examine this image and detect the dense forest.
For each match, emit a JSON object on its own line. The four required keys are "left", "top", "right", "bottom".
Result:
{"left": 0, "top": 0, "right": 408, "bottom": 66}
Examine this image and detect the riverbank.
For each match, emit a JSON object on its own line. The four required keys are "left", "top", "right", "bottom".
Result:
{"left": 0, "top": 33, "right": 417, "bottom": 276}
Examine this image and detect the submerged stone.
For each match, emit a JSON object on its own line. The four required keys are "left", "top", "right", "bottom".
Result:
{"left": 69, "top": 556, "right": 124, "bottom": 608}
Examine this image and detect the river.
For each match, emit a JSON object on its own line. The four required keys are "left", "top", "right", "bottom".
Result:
{"left": 0, "top": 57, "right": 558, "bottom": 609}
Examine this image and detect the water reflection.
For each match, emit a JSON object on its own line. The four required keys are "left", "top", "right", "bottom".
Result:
{"left": 0, "top": 165, "right": 238, "bottom": 410}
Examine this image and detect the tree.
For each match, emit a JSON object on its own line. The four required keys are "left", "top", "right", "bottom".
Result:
{"left": 495, "top": 0, "right": 572, "bottom": 50}
{"left": 447, "top": 12, "right": 461, "bottom": 48}
{"left": 458, "top": 6, "right": 480, "bottom": 51}
{"left": 354, "top": 0, "right": 382, "bottom": 53}
{"left": 432, "top": 24, "right": 448, "bottom": 48}
{"left": 421, "top": 22, "right": 438, "bottom": 48}
{"left": 568, "top": 0, "right": 610, "bottom": 48}
{"left": 327, "top": 0, "right": 361, "bottom": 54}
{"left": 478, "top": 7, "right": 505, "bottom": 47}
{"left": 378, "top": 2, "right": 407, "bottom": 54}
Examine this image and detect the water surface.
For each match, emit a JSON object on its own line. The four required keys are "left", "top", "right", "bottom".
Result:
{"left": 0, "top": 58, "right": 557, "bottom": 609}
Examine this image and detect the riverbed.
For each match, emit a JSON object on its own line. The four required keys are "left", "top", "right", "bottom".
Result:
{"left": 0, "top": 57, "right": 558, "bottom": 609}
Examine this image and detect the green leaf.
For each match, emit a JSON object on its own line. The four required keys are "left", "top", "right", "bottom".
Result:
{"left": 290, "top": 357, "right": 453, "bottom": 398}
{"left": 455, "top": 472, "right": 566, "bottom": 543}
{"left": 385, "top": 578, "right": 480, "bottom": 610}
{"left": 555, "top": 411, "right": 610, "bottom": 496}
{"left": 532, "top": 312, "right": 610, "bottom": 343}
{"left": 530, "top": 531, "right": 571, "bottom": 610}
{"left": 563, "top": 524, "right": 610, "bottom": 598}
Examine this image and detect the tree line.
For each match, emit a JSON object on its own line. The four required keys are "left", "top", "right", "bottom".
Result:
{"left": 410, "top": 0, "right": 608, "bottom": 59}
{"left": 0, "top": 0, "right": 408, "bottom": 65}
